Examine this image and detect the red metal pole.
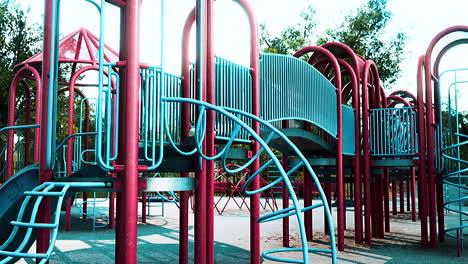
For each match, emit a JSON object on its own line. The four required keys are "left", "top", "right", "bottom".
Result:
{"left": 416, "top": 55, "right": 429, "bottom": 247}
{"left": 406, "top": 177, "right": 411, "bottom": 211}
{"left": 6, "top": 74, "right": 17, "bottom": 180}
{"left": 195, "top": 2, "right": 207, "bottom": 263}
{"left": 234, "top": 1, "right": 261, "bottom": 262}
{"left": 361, "top": 61, "right": 372, "bottom": 244}
{"left": 304, "top": 165, "right": 313, "bottom": 240}
{"left": 282, "top": 155, "right": 290, "bottom": 247}
{"left": 378, "top": 174, "right": 384, "bottom": 238}
{"left": 392, "top": 180, "right": 397, "bottom": 215}
{"left": 436, "top": 179, "right": 444, "bottom": 241}
{"left": 341, "top": 57, "right": 362, "bottom": 244}
{"left": 324, "top": 175, "right": 331, "bottom": 236}
{"left": 37, "top": 0, "right": 54, "bottom": 260}
{"left": 411, "top": 167, "right": 417, "bottom": 222}
{"left": 180, "top": 8, "right": 196, "bottom": 264}
{"left": 205, "top": 2, "right": 216, "bottom": 263}
{"left": 384, "top": 169, "right": 390, "bottom": 232}
{"left": 118, "top": 1, "right": 141, "bottom": 262}
{"left": 294, "top": 45, "right": 344, "bottom": 251}
{"left": 141, "top": 192, "right": 147, "bottom": 223}
{"left": 371, "top": 178, "right": 377, "bottom": 237}
{"left": 115, "top": 5, "right": 127, "bottom": 262}
{"left": 424, "top": 58, "right": 438, "bottom": 248}
{"left": 399, "top": 180, "right": 405, "bottom": 213}
{"left": 65, "top": 74, "right": 76, "bottom": 232}
{"left": 23, "top": 83, "right": 32, "bottom": 166}
{"left": 84, "top": 101, "right": 90, "bottom": 221}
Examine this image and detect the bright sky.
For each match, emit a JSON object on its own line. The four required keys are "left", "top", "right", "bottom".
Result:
{"left": 18, "top": 0, "right": 468, "bottom": 103}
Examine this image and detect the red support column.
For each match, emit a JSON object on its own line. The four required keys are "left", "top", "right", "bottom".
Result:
{"left": 406, "top": 178, "right": 411, "bottom": 211}
{"left": 195, "top": 2, "right": 208, "bottom": 263}
{"left": 282, "top": 155, "right": 290, "bottom": 247}
{"left": 424, "top": 42, "right": 439, "bottom": 250}
{"left": 437, "top": 180, "right": 445, "bottom": 241}
{"left": 324, "top": 176, "right": 331, "bottom": 236}
{"left": 180, "top": 8, "right": 195, "bottom": 264}
{"left": 304, "top": 166, "right": 313, "bottom": 240}
{"left": 108, "top": 192, "right": 114, "bottom": 228}
{"left": 115, "top": 6, "right": 128, "bottom": 262}
{"left": 377, "top": 174, "right": 384, "bottom": 238}
{"left": 65, "top": 76, "right": 76, "bottom": 232}
{"left": 361, "top": 61, "right": 373, "bottom": 244}
{"left": 371, "top": 179, "right": 377, "bottom": 237}
{"left": 400, "top": 180, "right": 405, "bottom": 213}
{"left": 384, "top": 169, "right": 390, "bottom": 232}
{"left": 392, "top": 180, "right": 397, "bottom": 215}
{"left": 416, "top": 55, "right": 429, "bottom": 248}
{"left": 411, "top": 167, "right": 417, "bottom": 222}
{"left": 141, "top": 192, "right": 147, "bottom": 223}
{"left": 234, "top": 1, "right": 261, "bottom": 262}
{"left": 6, "top": 77, "right": 17, "bottom": 180}
{"left": 116, "top": 1, "right": 142, "bottom": 263}
{"left": 37, "top": 0, "right": 54, "bottom": 259}
{"left": 205, "top": 2, "right": 216, "bottom": 263}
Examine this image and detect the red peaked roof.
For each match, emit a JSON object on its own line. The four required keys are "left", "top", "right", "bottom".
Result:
{"left": 16, "top": 27, "right": 119, "bottom": 69}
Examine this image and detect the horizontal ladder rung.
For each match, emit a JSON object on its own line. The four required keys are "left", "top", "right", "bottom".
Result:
{"left": 11, "top": 221, "right": 57, "bottom": 229}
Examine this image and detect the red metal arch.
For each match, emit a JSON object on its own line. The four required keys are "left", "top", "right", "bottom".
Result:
{"left": 293, "top": 45, "right": 346, "bottom": 252}
{"left": 6, "top": 65, "right": 42, "bottom": 179}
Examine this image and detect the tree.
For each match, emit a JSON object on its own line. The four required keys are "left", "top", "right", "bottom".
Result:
{"left": 0, "top": 0, "right": 41, "bottom": 177}
{"left": 317, "top": 0, "right": 405, "bottom": 86}
{"left": 260, "top": 5, "right": 317, "bottom": 56}
{"left": 0, "top": 0, "right": 42, "bottom": 135}
{"left": 260, "top": 0, "right": 406, "bottom": 87}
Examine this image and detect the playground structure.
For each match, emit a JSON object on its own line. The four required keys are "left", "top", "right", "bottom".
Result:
{"left": 0, "top": 0, "right": 467, "bottom": 264}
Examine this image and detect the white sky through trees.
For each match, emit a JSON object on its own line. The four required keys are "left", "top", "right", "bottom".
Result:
{"left": 19, "top": 0, "right": 468, "bottom": 106}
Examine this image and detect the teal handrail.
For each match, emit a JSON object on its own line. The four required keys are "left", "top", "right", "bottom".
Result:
{"left": 55, "top": 132, "right": 98, "bottom": 152}
{"left": 0, "top": 124, "right": 40, "bottom": 134}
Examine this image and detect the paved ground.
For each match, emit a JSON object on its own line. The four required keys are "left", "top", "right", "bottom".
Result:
{"left": 18, "top": 197, "right": 468, "bottom": 263}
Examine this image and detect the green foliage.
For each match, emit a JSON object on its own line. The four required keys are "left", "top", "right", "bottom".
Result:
{"left": 260, "top": 0, "right": 406, "bottom": 87}
{"left": 317, "top": 0, "right": 406, "bottom": 86}
{"left": 260, "top": 6, "right": 317, "bottom": 56}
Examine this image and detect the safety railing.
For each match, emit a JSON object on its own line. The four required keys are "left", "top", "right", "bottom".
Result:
{"left": 369, "top": 107, "right": 418, "bottom": 156}
{"left": 0, "top": 124, "right": 40, "bottom": 177}
{"left": 54, "top": 132, "right": 98, "bottom": 176}
{"left": 260, "top": 53, "right": 338, "bottom": 136}
{"left": 214, "top": 57, "right": 253, "bottom": 142}
{"left": 95, "top": 63, "right": 120, "bottom": 171}
{"left": 140, "top": 66, "right": 182, "bottom": 170}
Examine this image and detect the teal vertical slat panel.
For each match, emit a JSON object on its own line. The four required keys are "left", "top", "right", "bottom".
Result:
{"left": 369, "top": 107, "right": 418, "bottom": 157}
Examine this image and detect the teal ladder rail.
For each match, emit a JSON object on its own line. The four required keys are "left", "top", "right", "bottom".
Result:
{"left": 268, "top": 155, "right": 300, "bottom": 198}
{"left": 161, "top": 97, "right": 337, "bottom": 263}
{"left": 0, "top": 181, "right": 108, "bottom": 264}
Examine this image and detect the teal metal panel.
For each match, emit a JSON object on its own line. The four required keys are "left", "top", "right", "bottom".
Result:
{"left": 259, "top": 53, "right": 338, "bottom": 137}
{"left": 342, "top": 105, "right": 355, "bottom": 155}
{"left": 214, "top": 57, "right": 252, "bottom": 141}
{"left": 369, "top": 107, "right": 418, "bottom": 156}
